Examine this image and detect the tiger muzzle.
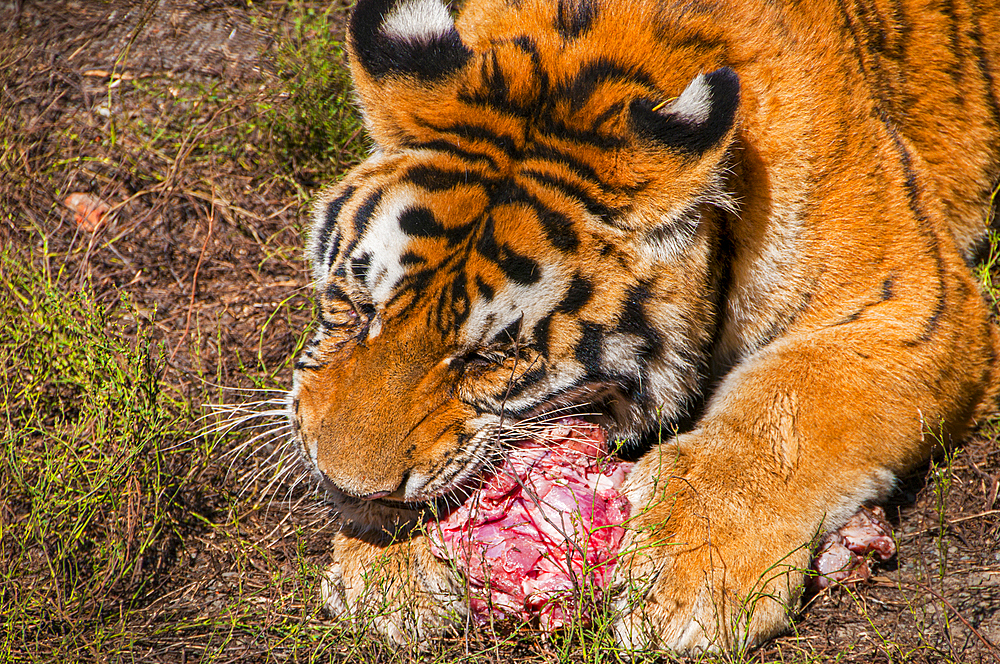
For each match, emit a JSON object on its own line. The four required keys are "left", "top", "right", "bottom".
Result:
{"left": 296, "top": 332, "right": 470, "bottom": 502}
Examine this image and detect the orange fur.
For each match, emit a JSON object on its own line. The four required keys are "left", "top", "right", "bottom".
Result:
{"left": 290, "top": 0, "right": 1000, "bottom": 653}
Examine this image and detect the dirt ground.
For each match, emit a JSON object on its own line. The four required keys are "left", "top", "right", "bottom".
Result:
{"left": 2, "top": 1, "right": 999, "bottom": 662}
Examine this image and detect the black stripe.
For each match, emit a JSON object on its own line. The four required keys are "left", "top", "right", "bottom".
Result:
{"left": 324, "top": 282, "right": 350, "bottom": 304}
{"left": 555, "top": 0, "right": 598, "bottom": 40}
{"left": 384, "top": 267, "right": 434, "bottom": 316}
{"left": 521, "top": 169, "right": 618, "bottom": 224}
{"left": 326, "top": 230, "right": 343, "bottom": 269}
{"left": 503, "top": 183, "right": 580, "bottom": 252}
{"left": 880, "top": 115, "right": 947, "bottom": 344}
{"left": 835, "top": 0, "right": 898, "bottom": 120}
{"left": 491, "top": 318, "right": 522, "bottom": 345}
{"left": 404, "top": 165, "right": 482, "bottom": 192}
{"left": 535, "top": 203, "right": 579, "bottom": 253}
{"left": 457, "top": 36, "right": 547, "bottom": 121}
{"left": 414, "top": 119, "right": 522, "bottom": 162}
{"left": 617, "top": 283, "right": 663, "bottom": 356}
{"left": 350, "top": 252, "right": 372, "bottom": 284}
{"left": 504, "top": 364, "right": 547, "bottom": 400}
{"left": 317, "top": 186, "right": 356, "bottom": 266}
{"left": 457, "top": 49, "right": 533, "bottom": 120}
{"left": 661, "top": 29, "right": 729, "bottom": 56}
{"left": 525, "top": 142, "right": 611, "bottom": 192}
{"left": 561, "top": 57, "right": 659, "bottom": 113}
{"left": 940, "top": 0, "right": 964, "bottom": 86}
{"left": 482, "top": 50, "right": 511, "bottom": 111}
{"left": 832, "top": 310, "right": 863, "bottom": 326}
{"left": 590, "top": 100, "right": 626, "bottom": 132}
{"left": 574, "top": 321, "right": 604, "bottom": 377}
{"left": 968, "top": 3, "right": 1000, "bottom": 158}
{"left": 399, "top": 205, "right": 472, "bottom": 244}
{"left": 532, "top": 313, "right": 553, "bottom": 358}
{"left": 451, "top": 271, "right": 471, "bottom": 327}
{"left": 881, "top": 275, "right": 894, "bottom": 301}
{"left": 476, "top": 214, "right": 541, "bottom": 285}
{"left": 538, "top": 116, "right": 629, "bottom": 149}
{"left": 408, "top": 139, "right": 501, "bottom": 171}
{"left": 399, "top": 251, "right": 425, "bottom": 266}
{"left": 558, "top": 274, "right": 593, "bottom": 314}
{"left": 475, "top": 275, "right": 495, "bottom": 301}
{"left": 354, "top": 189, "right": 383, "bottom": 237}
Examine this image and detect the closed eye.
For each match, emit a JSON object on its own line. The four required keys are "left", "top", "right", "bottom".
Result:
{"left": 320, "top": 299, "right": 360, "bottom": 330}
{"left": 461, "top": 345, "right": 538, "bottom": 370}
{"left": 318, "top": 285, "right": 370, "bottom": 339}
{"left": 463, "top": 349, "right": 508, "bottom": 368}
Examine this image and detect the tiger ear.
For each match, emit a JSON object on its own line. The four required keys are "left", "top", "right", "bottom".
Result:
{"left": 629, "top": 67, "right": 741, "bottom": 156}
{"left": 348, "top": 0, "right": 472, "bottom": 83}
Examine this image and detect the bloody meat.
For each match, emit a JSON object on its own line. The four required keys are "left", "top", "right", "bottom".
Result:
{"left": 810, "top": 505, "right": 896, "bottom": 590}
{"left": 428, "top": 418, "right": 633, "bottom": 630}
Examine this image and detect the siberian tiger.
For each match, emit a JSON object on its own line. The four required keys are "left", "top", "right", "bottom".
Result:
{"left": 289, "top": 0, "right": 1000, "bottom": 653}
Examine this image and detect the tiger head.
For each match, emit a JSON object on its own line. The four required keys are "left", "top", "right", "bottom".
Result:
{"left": 290, "top": 0, "right": 741, "bottom": 531}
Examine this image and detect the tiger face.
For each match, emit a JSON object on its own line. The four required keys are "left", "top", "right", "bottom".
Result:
{"left": 292, "top": 0, "right": 742, "bottom": 528}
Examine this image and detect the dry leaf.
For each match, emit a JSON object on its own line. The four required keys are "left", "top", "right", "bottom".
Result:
{"left": 65, "top": 192, "right": 110, "bottom": 232}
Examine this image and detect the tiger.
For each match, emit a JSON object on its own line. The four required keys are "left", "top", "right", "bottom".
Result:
{"left": 288, "top": 0, "right": 1000, "bottom": 654}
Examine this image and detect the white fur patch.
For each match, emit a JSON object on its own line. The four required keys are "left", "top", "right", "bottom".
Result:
{"left": 350, "top": 189, "right": 418, "bottom": 305}
{"left": 381, "top": 0, "right": 455, "bottom": 43}
{"left": 638, "top": 213, "right": 701, "bottom": 264}
{"left": 366, "top": 316, "right": 383, "bottom": 340}
{"left": 459, "top": 268, "right": 566, "bottom": 349}
{"left": 668, "top": 73, "right": 712, "bottom": 125}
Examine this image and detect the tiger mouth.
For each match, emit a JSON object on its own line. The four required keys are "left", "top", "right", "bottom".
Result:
{"left": 368, "top": 411, "right": 621, "bottom": 514}
{"left": 334, "top": 406, "right": 621, "bottom": 510}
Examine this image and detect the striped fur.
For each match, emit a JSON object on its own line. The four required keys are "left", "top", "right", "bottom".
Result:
{"left": 290, "top": 0, "right": 1000, "bottom": 653}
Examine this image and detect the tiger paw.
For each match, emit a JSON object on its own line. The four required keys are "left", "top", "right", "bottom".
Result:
{"left": 612, "top": 523, "right": 808, "bottom": 654}
{"left": 609, "top": 444, "right": 811, "bottom": 654}
{"left": 321, "top": 531, "right": 466, "bottom": 646}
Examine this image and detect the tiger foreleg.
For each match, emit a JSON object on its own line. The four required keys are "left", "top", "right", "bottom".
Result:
{"left": 612, "top": 317, "right": 995, "bottom": 654}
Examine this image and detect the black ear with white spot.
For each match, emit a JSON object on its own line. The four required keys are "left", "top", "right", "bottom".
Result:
{"left": 629, "top": 67, "right": 740, "bottom": 155}
{"left": 349, "top": 0, "right": 472, "bottom": 81}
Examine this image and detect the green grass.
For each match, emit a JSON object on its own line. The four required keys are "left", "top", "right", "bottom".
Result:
{"left": 260, "top": 0, "right": 367, "bottom": 180}
{"left": 0, "top": 250, "right": 187, "bottom": 660}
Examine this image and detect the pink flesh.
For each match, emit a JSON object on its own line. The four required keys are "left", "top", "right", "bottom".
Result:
{"left": 811, "top": 505, "right": 896, "bottom": 590}
{"left": 428, "top": 417, "right": 633, "bottom": 630}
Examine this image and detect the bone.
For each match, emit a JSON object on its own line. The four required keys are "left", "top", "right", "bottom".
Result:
{"left": 810, "top": 505, "right": 896, "bottom": 591}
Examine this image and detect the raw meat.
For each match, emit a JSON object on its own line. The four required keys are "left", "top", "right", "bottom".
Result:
{"left": 811, "top": 505, "right": 896, "bottom": 590}
{"left": 427, "top": 418, "right": 633, "bottom": 630}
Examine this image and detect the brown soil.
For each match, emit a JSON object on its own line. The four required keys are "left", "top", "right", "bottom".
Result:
{"left": 2, "top": 1, "right": 998, "bottom": 662}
